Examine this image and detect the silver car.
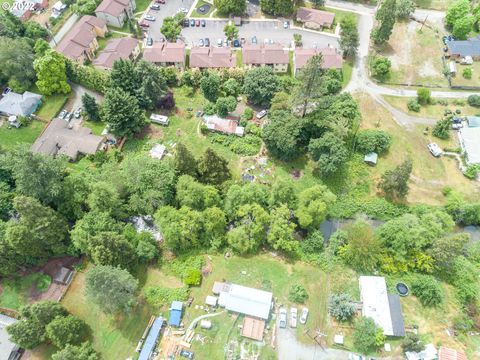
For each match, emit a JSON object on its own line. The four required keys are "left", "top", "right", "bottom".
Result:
{"left": 300, "top": 307, "right": 309, "bottom": 324}
{"left": 279, "top": 308, "right": 287, "bottom": 328}
{"left": 144, "top": 15, "right": 156, "bottom": 21}
{"left": 290, "top": 307, "right": 297, "bottom": 328}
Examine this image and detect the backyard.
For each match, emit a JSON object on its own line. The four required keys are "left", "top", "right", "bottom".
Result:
{"left": 450, "top": 61, "right": 480, "bottom": 88}
{"left": 0, "top": 119, "right": 45, "bottom": 150}
{"left": 0, "top": 273, "right": 51, "bottom": 310}
{"left": 374, "top": 20, "right": 448, "bottom": 87}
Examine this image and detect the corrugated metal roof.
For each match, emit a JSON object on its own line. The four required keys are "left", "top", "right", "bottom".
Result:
{"left": 169, "top": 309, "right": 182, "bottom": 327}
{"left": 138, "top": 316, "right": 163, "bottom": 360}
{"left": 223, "top": 284, "right": 272, "bottom": 320}
{"left": 0, "top": 314, "right": 19, "bottom": 360}
{"left": 387, "top": 294, "right": 405, "bottom": 337}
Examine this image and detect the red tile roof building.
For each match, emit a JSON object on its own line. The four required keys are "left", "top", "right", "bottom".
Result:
{"left": 242, "top": 44, "right": 289, "bottom": 73}
{"left": 143, "top": 42, "right": 186, "bottom": 69}
{"left": 189, "top": 47, "right": 235, "bottom": 69}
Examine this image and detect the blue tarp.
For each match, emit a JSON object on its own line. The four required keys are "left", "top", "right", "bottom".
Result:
{"left": 169, "top": 301, "right": 183, "bottom": 327}
{"left": 138, "top": 316, "right": 163, "bottom": 360}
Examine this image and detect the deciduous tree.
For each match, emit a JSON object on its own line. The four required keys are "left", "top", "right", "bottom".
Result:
{"left": 34, "top": 50, "right": 71, "bottom": 96}
{"left": 46, "top": 315, "right": 88, "bottom": 349}
{"left": 201, "top": 72, "right": 221, "bottom": 102}
{"left": 339, "top": 15, "right": 359, "bottom": 58}
{"left": 263, "top": 110, "right": 302, "bottom": 161}
{"left": 214, "top": 0, "right": 246, "bottom": 15}
{"left": 296, "top": 185, "right": 336, "bottom": 230}
{"left": 243, "top": 66, "right": 279, "bottom": 105}
{"left": 267, "top": 205, "right": 298, "bottom": 254}
{"left": 308, "top": 132, "right": 349, "bottom": 177}
{"left": 223, "top": 23, "right": 239, "bottom": 40}
{"left": 378, "top": 158, "right": 412, "bottom": 200}
{"left": 52, "top": 342, "right": 100, "bottom": 360}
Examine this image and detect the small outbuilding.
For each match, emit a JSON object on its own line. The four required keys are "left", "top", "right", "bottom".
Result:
{"left": 205, "top": 295, "right": 218, "bottom": 307}
{"left": 150, "top": 114, "right": 169, "bottom": 126}
{"left": 406, "top": 344, "right": 438, "bottom": 360}
{"left": 438, "top": 346, "right": 467, "bottom": 360}
{"left": 241, "top": 316, "right": 265, "bottom": 341}
{"left": 169, "top": 301, "right": 183, "bottom": 327}
{"left": 200, "top": 320, "right": 212, "bottom": 329}
{"left": 364, "top": 152, "right": 378, "bottom": 166}
{"left": 333, "top": 334, "right": 344, "bottom": 345}
{"left": 150, "top": 144, "right": 166, "bottom": 160}
{"left": 53, "top": 266, "right": 74, "bottom": 285}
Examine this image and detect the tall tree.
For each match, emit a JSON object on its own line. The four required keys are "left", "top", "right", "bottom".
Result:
{"left": 243, "top": 66, "right": 279, "bottom": 105}
{"left": 378, "top": 158, "right": 413, "bottom": 200}
{"left": 174, "top": 143, "right": 198, "bottom": 177}
{"left": 263, "top": 110, "right": 301, "bottom": 161}
{"left": 267, "top": 205, "right": 298, "bottom": 254}
{"left": 200, "top": 72, "right": 221, "bottom": 102}
{"left": 85, "top": 265, "right": 138, "bottom": 313}
{"left": 101, "top": 87, "right": 145, "bottom": 138}
{"left": 294, "top": 54, "right": 326, "bottom": 117}
{"left": 214, "top": 0, "right": 246, "bottom": 15}
{"left": 160, "top": 15, "right": 182, "bottom": 41}
{"left": 33, "top": 50, "right": 71, "bottom": 96}
{"left": 81, "top": 93, "right": 100, "bottom": 121}
{"left": 308, "top": 132, "right": 349, "bottom": 177}
{"left": 0, "top": 37, "right": 36, "bottom": 92}
{"left": 296, "top": 185, "right": 336, "bottom": 230}
{"left": 260, "top": 0, "right": 294, "bottom": 16}
{"left": 339, "top": 15, "right": 359, "bottom": 58}
{"left": 446, "top": 0, "right": 470, "bottom": 28}
{"left": 223, "top": 23, "right": 239, "bottom": 40}
{"left": 6, "top": 196, "right": 68, "bottom": 261}
{"left": 176, "top": 175, "right": 221, "bottom": 211}
{"left": 371, "top": 0, "right": 397, "bottom": 45}
{"left": 197, "top": 148, "right": 231, "bottom": 185}
{"left": 52, "top": 342, "right": 100, "bottom": 360}
{"left": 45, "top": 315, "right": 88, "bottom": 349}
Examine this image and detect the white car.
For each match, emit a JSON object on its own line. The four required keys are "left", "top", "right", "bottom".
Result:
{"left": 279, "top": 308, "right": 287, "bottom": 328}
{"left": 290, "top": 307, "right": 297, "bottom": 328}
{"left": 256, "top": 110, "right": 267, "bottom": 119}
{"left": 283, "top": 21, "right": 289, "bottom": 28}
{"left": 144, "top": 15, "right": 156, "bottom": 21}
{"left": 427, "top": 143, "right": 442, "bottom": 157}
{"left": 300, "top": 307, "right": 309, "bottom": 324}
{"left": 217, "top": 38, "right": 223, "bottom": 47}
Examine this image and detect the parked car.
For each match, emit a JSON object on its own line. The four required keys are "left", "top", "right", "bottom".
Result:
{"left": 183, "top": 19, "right": 189, "bottom": 27}
{"left": 217, "top": 38, "right": 223, "bottom": 47}
{"left": 2, "top": 87, "right": 11, "bottom": 96}
{"left": 300, "top": 308, "right": 309, "bottom": 324}
{"left": 241, "top": 37, "right": 245, "bottom": 44}
{"left": 279, "top": 308, "right": 287, "bottom": 328}
{"left": 264, "top": 38, "right": 269, "bottom": 44}
{"left": 201, "top": 19, "right": 206, "bottom": 27}
{"left": 155, "top": 0, "right": 165, "bottom": 3}
{"left": 452, "top": 116, "right": 462, "bottom": 124}
{"left": 58, "top": 110, "right": 67, "bottom": 119}
{"left": 256, "top": 110, "right": 267, "bottom": 119}
{"left": 251, "top": 36, "right": 257, "bottom": 44}
{"left": 233, "top": 39, "right": 240, "bottom": 47}
{"left": 452, "top": 123, "right": 463, "bottom": 130}
{"left": 195, "top": 20, "right": 200, "bottom": 27}
{"left": 349, "top": 354, "right": 363, "bottom": 360}
{"left": 147, "top": 37, "right": 153, "bottom": 46}
{"left": 290, "top": 307, "right": 297, "bottom": 328}
{"left": 204, "top": 38, "right": 210, "bottom": 47}
{"left": 428, "top": 143, "right": 442, "bottom": 157}
{"left": 283, "top": 21, "right": 289, "bottom": 28}
{"left": 74, "top": 108, "right": 82, "bottom": 118}
{"left": 190, "top": 19, "right": 195, "bottom": 27}
{"left": 144, "top": 15, "right": 156, "bottom": 21}
{"left": 139, "top": 21, "right": 150, "bottom": 28}
{"left": 199, "top": 38, "right": 204, "bottom": 47}
{"left": 150, "top": 4, "right": 160, "bottom": 10}
{"left": 179, "top": 350, "right": 194, "bottom": 359}
{"left": 65, "top": 112, "right": 73, "bottom": 121}
{"left": 461, "top": 56, "right": 473, "bottom": 65}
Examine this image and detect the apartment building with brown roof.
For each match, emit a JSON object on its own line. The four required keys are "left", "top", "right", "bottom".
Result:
{"left": 93, "top": 37, "right": 140, "bottom": 70}
{"left": 294, "top": 47, "right": 343, "bottom": 74}
{"left": 143, "top": 42, "right": 186, "bottom": 69}
{"left": 95, "top": 0, "right": 136, "bottom": 27}
{"left": 56, "top": 15, "right": 107, "bottom": 63}
{"left": 242, "top": 44, "right": 289, "bottom": 73}
{"left": 296, "top": 7, "right": 335, "bottom": 30}
{"left": 189, "top": 47, "right": 235, "bottom": 69}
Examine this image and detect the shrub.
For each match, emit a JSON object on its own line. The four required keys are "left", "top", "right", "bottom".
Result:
{"left": 402, "top": 333, "right": 424, "bottom": 352}
{"left": 371, "top": 56, "right": 391, "bottom": 82}
{"left": 462, "top": 68, "right": 472, "bottom": 79}
{"left": 432, "top": 118, "right": 451, "bottom": 140}
{"left": 356, "top": 129, "right": 392, "bottom": 154}
{"left": 411, "top": 274, "right": 443, "bottom": 306}
{"left": 288, "top": 284, "right": 308, "bottom": 303}
{"left": 144, "top": 286, "right": 190, "bottom": 307}
{"left": 183, "top": 268, "right": 201, "bottom": 286}
{"left": 36, "top": 274, "right": 52, "bottom": 293}
{"left": 204, "top": 102, "right": 216, "bottom": 115}
{"left": 468, "top": 95, "right": 480, "bottom": 107}
{"left": 464, "top": 164, "right": 480, "bottom": 180}
{"left": 407, "top": 99, "right": 420, "bottom": 112}
{"left": 242, "top": 107, "right": 254, "bottom": 121}
{"left": 353, "top": 317, "right": 379, "bottom": 353}
{"left": 328, "top": 293, "right": 356, "bottom": 321}
{"left": 417, "top": 88, "right": 431, "bottom": 105}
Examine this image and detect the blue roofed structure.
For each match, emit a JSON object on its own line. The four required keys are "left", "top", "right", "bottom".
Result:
{"left": 447, "top": 35, "right": 480, "bottom": 59}
{"left": 169, "top": 301, "right": 183, "bottom": 327}
{"left": 138, "top": 316, "right": 164, "bottom": 360}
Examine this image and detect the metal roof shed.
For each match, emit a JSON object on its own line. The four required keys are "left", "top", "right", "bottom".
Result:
{"left": 169, "top": 301, "right": 183, "bottom": 327}
{"left": 364, "top": 152, "right": 378, "bottom": 166}
{"left": 459, "top": 127, "right": 480, "bottom": 164}
{"left": 138, "top": 316, "right": 164, "bottom": 360}
{"left": 223, "top": 284, "right": 273, "bottom": 320}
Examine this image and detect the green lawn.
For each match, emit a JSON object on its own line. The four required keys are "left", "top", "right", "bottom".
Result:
{"left": 135, "top": 0, "right": 151, "bottom": 12}
{"left": 191, "top": 0, "right": 216, "bottom": 18}
{"left": 33, "top": 85, "right": 70, "bottom": 121}
{"left": 342, "top": 59, "right": 354, "bottom": 88}
{"left": 0, "top": 120, "right": 45, "bottom": 150}
{"left": 414, "top": 0, "right": 454, "bottom": 10}
{"left": 0, "top": 273, "right": 50, "bottom": 310}
{"left": 83, "top": 120, "right": 107, "bottom": 136}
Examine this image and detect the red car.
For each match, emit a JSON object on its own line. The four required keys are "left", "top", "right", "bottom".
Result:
{"left": 139, "top": 21, "right": 150, "bottom": 28}
{"left": 195, "top": 20, "right": 200, "bottom": 27}
{"left": 155, "top": 0, "right": 165, "bottom": 3}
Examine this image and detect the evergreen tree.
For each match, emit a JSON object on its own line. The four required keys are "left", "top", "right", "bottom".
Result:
{"left": 101, "top": 87, "right": 145, "bottom": 138}
{"left": 378, "top": 158, "right": 413, "bottom": 200}
{"left": 294, "top": 54, "right": 326, "bottom": 117}
{"left": 339, "top": 15, "right": 359, "bottom": 58}
{"left": 81, "top": 93, "right": 100, "bottom": 121}
{"left": 174, "top": 143, "right": 198, "bottom": 177}
{"left": 197, "top": 148, "right": 231, "bottom": 185}
{"left": 371, "top": 0, "right": 397, "bottom": 45}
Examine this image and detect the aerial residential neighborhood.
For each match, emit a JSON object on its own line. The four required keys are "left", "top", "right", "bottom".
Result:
{"left": 1, "top": 0, "right": 480, "bottom": 359}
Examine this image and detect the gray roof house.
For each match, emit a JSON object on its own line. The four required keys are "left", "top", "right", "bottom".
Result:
{"left": 215, "top": 282, "right": 272, "bottom": 320}
{"left": 359, "top": 276, "right": 405, "bottom": 337}
{"left": 0, "top": 314, "right": 21, "bottom": 360}
{"left": 447, "top": 36, "right": 480, "bottom": 59}
{"left": 459, "top": 127, "right": 480, "bottom": 165}
{"left": 31, "top": 119, "right": 104, "bottom": 161}
{"left": 0, "top": 91, "right": 42, "bottom": 117}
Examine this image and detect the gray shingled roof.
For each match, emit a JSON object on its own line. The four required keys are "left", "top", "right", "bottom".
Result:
{"left": 0, "top": 91, "right": 42, "bottom": 117}
{"left": 388, "top": 294, "right": 406, "bottom": 337}
{"left": 448, "top": 36, "right": 480, "bottom": 57}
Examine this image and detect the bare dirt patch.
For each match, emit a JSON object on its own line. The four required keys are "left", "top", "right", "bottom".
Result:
{"left": 134, "top": 124, "right": 164, "bottom": 140}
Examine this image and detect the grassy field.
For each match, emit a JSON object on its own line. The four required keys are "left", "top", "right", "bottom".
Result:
{"left": 383, "top": 95, "right": 480, "bottom": 119}
{"left": 342, "top": 59, "right": 354, "bottom": 88}
{"left": 0, "top": 273, "right": 49, "bottom": 310}
{"left": 0, "top": 120, "right": 45, "bottom": 150}
{"left": 33, "top": 86, "right": 70, "bottom": 121}
{"left": 135, "top": 0, "right": 151, "bottom": 12}
{"left": 356, "top": 93, "right": 480, "bottom": 205}
{"left": 376, "top": 20, "right": 448, "bottom": 87}
{"left": 450, "top": 61, "right": 480, "bottom": 87}
{"left": 415, "top": 0, "right": 454, "bottom": 10}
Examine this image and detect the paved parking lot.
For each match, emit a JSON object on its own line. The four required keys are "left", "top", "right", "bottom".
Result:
{"left": 142, "top": 0, "right": 338, "bottom": 49}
